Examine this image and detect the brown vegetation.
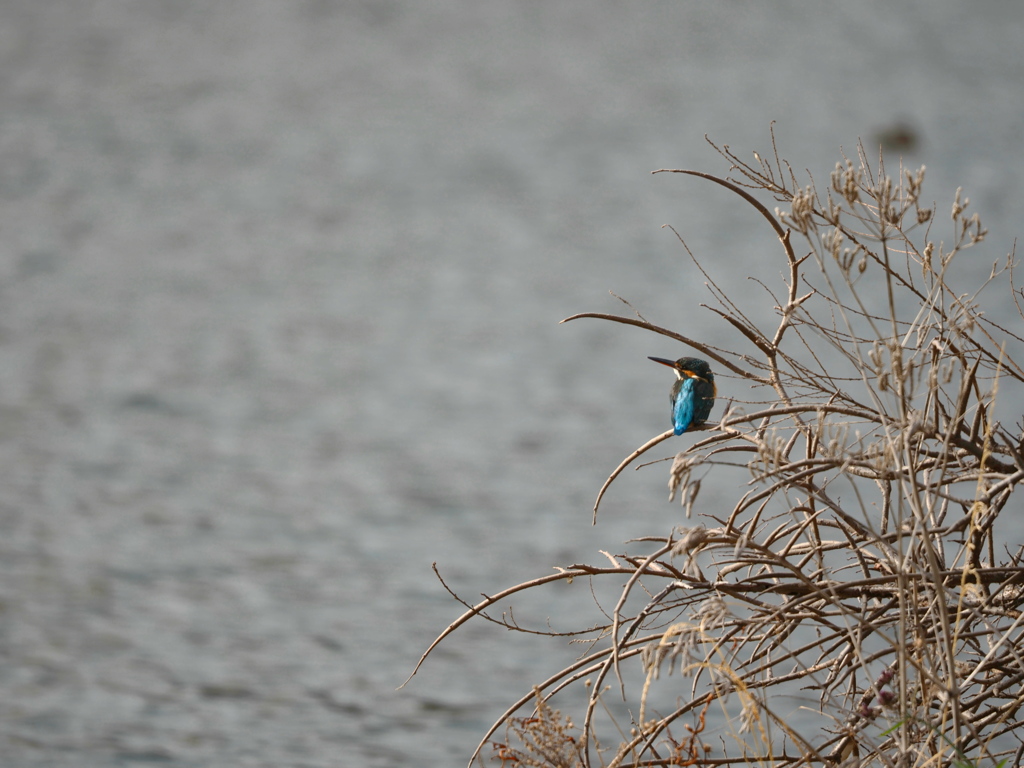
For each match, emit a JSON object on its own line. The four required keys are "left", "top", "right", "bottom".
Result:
{"left": 409, "top": 133, "right": 1024, "bottom": 768}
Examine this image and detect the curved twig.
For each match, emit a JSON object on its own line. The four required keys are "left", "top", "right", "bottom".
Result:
{"left": 559, "top": 312, "right": 763, "bottom": 383}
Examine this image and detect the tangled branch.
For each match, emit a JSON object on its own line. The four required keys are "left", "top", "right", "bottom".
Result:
{"left": 411, "top": 133, "right": 1024, "bottom": 768}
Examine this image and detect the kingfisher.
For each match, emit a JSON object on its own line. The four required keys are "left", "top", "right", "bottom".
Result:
{"left": 648, "top": 356, "right": 716, "bottom": 436}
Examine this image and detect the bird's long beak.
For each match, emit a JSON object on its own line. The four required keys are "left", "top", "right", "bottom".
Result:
{"left": 648, "top": 357, "right": 676, "bottom": 368}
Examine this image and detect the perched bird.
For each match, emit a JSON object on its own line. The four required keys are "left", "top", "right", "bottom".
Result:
{"left": 648, "top": 356, "right": 716, "bottom": 436}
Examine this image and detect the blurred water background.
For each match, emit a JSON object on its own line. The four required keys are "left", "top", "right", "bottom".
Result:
{"left": 1, "top": 1, "right": 1023, "bottom": 766}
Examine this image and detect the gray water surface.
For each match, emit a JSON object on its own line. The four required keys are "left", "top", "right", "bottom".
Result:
{"left": 1, "top": 1, "right": 1023, "bottom": 766}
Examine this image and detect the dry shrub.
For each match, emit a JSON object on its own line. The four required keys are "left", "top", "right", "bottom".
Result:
{"left": 407, "top": 133, "right": 1024, "bottom": 768}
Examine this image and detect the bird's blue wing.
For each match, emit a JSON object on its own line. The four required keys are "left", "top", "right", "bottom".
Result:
{"left": 694, "top": 379, "right": 715, "bottom": 425}
{"left": 672, "top": 377, "right": 697, "bottom": 435}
